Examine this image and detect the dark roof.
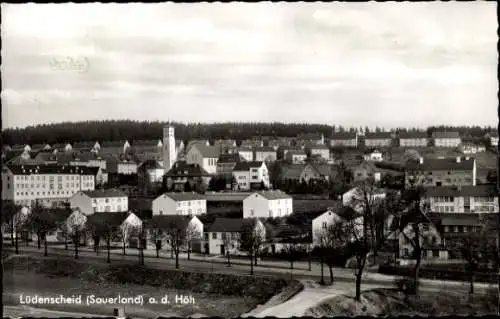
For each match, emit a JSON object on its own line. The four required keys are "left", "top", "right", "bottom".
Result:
{"left": 398, "top": 131, "right": 429, "bottom": 139}
{"left": 87, "top": 212, "right": 130, "bottom": 227}
{"left": 425, "top": 185, "right": 497, "bottom": 197}
{"left": 83, "top": 189, "right": 127, "bottom": 198}
{"left": 297, "top": 133, "right": 323, "bottom": 140}
{"left": 487, "top": 131, "right": 499, "bottom": 138}
{"left": 330, "top": 132, "right": 357, "bottom": 139}
{"left": 281, "top": 164, "right": 305, "bottom": 179}
{"left": 160, "top": 192, "right": 205, "bottom": 201}
{"left": 365, "top": 132, "right": 392, "bottom": 139}
{"left": 286, "top": 150, "right": 307, "bottom": 156}
{"left": 407, "top": 157, "right": 475, "bottom": 171}
{"left": 146, "top": 215, "right": 192, "bottom": 230}
{"left": 253, "top": 190, "right": 291, "bottom": 200}
{"left": 139, "top": 159, "right": 163, "bottom": 170}
{"left": 233, "top": 161, "right": 264, "bottom": 171}
{"left": 207, "top": 218, "right": 256, "bottom": 232}
{"left": 236, "top": 146, "right": 253, "bottom": 152}
{"left": 308, "top": 144, "right": 330, "bottom": 150}
{"left": 432, "top": 131, "right": 460, "bottom": 139}
{"left": 192, "top": 145, "right": 221, "bottom": 158}
{"left": 203, "top": 192, "right": 251, "bottom": 202}
{"left": 217, "top": 153, "right": 241, "bottom": 163}
{"left": 165, "top": 161, "right": 210, "bottom": 177}
{"left": 310, "top": 163, "right": 333, "bottom": 176}
{"left": 72, "top": 141, "right": 97, "bottom": 149}
{"left": 131, "top": 140, "right": 161, "bottom": 147}
{"left": 6, "top": 164, "right": 96, "bottom": 175}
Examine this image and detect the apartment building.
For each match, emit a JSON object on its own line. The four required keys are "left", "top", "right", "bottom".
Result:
{"left": 69, "top": 188, "right": 128, "bottom": 215}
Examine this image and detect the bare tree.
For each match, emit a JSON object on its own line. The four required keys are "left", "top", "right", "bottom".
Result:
{"left": 148, "top": 227, "right": 165, "bottom": 258}
{"left": 26, "top": 207, "right": 58, "bottom": 257}
{"left": 2, "top": 200, "right": 23, "bottom": 248}
{"left": 221, "top": 232, "right": 236, "bottom": 266}
{"left": 66, "top": 210, "right": 87, "bottom": 260}
{"left": 239, "top": 220, "right": 266, "bottom": 275}
{"left": 163, "top": 220, "right": 191, "bottom": 269}
{"left": 119, "top": 221, "right": 139, "bottom": 256}
{"left": 184, "top": 223, "right": 201, "bottom": 261}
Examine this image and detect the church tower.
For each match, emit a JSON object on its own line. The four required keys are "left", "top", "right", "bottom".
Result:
{"left": 163, "top": 125, "right": 176, "bottom": 172}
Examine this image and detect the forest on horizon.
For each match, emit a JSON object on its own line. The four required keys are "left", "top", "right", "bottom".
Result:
{"left": 1, "top": 120, "right": 495, "bottom": 146}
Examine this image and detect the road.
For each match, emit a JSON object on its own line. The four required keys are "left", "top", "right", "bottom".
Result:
{"left": 3, "top": 305, "right": 107, "bottom": 318}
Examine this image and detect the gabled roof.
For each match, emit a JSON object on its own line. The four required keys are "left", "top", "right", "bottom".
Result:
{"left": 72, "top": 141, "right": 97, "bottom": 149}
{"left": 252, "top": 190, "right": 291, "bottom": 200}
{"left": 425, "top": 185, "right": 497, "bottom": 197}
{"left": 398, "top": 131, "right": 429, "bottom": 139}
{"left": 6, "top": 164, "right": 96, "bottom": 175}
{"left": 365, "top": 132, "right": 392, "bottom": 139}
{"left": 203, "top": 191, "right": 252, "bottom": 202}
{"left": 233, "top": 161, "right": 264, "bottom": 171}
{"left": 207, "top": 218, "right": 257, "bottom": 233}
{"left": 82, "top": 189, "right": 127, "bottom": 198}
{"left": 309, "top": 163, "right": 333, "bottom": 176}
{"left": 407, "top": 157, "right": 475, "bottom": 171}
{"left": 165, "top": 161, "right": 210, "bottom": 177}
{"left": 281, "top": 164, "right": 305, "bottom": 179}
{"left": 432, "top": 131, "right": 460, "bottom": 139}
{"left": 487, "top": 131, "right": 499, "bottom": 138}
{"left": 146, "top": 215, "right": 192, "bottom": 230}
{"left": 192, "top": 145, "right": 221, "bottom": 159}
{"left": 160, "top": 192, "right": 205, "bottom": 202}
{"left": 139, "top": 159, "right": 163, "bottom": 170}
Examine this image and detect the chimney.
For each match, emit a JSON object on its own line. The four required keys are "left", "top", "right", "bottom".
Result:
{"left": 419, "top": 157, "right": 424, "bottom": 164}
{"left": 456, "top": 156, "right": 461, "bottom": 163}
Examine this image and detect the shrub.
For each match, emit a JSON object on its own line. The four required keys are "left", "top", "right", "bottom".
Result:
{"left": 395, "top": 276, "right": 420, "bottom": 295}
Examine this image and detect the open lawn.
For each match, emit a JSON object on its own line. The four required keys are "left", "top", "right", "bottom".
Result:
{"left": 304, "top": 288, "right": 498, "bottom": 317}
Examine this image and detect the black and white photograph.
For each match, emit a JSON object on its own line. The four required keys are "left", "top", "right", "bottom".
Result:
{"left": 1, "top": 2, "right": 498, "bottom": 318}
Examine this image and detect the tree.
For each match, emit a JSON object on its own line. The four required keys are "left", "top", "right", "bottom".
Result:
{"left": 221, "top": 232, "right": 235, "bottom": 266}
{"left": 148, "top": 227, "right": 165, "bottom": 258}
{"left": 26, "top": 207, "right": 58, "bottom": 257}
{"left": 162, "top": 220, "right": 198, "bottom": 269}
{"left": 2, "top": 201, "right": 24, "bottom": 252}
{"left": 239, "top": 220, "right": 266, "bottom": 275}
{"left": 281, "top": 241, "right": 305, "bottom": 271}
{"left": 87, "top": 218, "right": 120, "bottom": 263}
{"left": 119, "top": 221, "right": 139, "bottom": 256}
{"left": 66, "top": 210, "right": 87, "bottom": 260}
{"left": 403, "top": 149, "right": 421, "bottom": 166}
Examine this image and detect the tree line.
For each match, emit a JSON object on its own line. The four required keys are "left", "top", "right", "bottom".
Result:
{"left": 3, "top": 120, "right": 495, "bottom": 147}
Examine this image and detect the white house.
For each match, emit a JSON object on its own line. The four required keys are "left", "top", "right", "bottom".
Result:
{"left": 203, "top": 218, "right": 266, "bottom": 255}
{"left": 459, "top": 143, "right": 486, "bottom": 155}
{"left": 312, "top": 208, "right": 363, "bottom": 247}
{"left": 69, "top": 189, "right": 128, "bottom": 215}
{"left": 243, "top": 190, "right": 293, "bottom": 219}
{"left": 254, "top": 147, "right": 277, "bottom": 162}
{"left": 233, "top": 147, "right": 254, "bottom": 162}
{"left": 138, "top": 160, "right": 165, "bottom": 183}
{"left": 152, "top": 192, "right": 207, "bottom": 216}
{"left": 147, "top": 215, "right": 203, "bottom": 252}
{"left": 186, "top": 144, "right": 221, "bottom": 175}
{"left": 425, "top": 185, "right": 498, "bottom": 214}
{"left": 308, "top": 145, "right": 330, "bottom": 160}
{"left": 232, "top": 161, "right": 270, "bottom": 191}
{"left": 2, "top": 164, "right": 96, "bottom": 208}
{"left": 363, "top": 150, "right": 383, "bottom": 162}
{"left": 286, "top": 150, "right": 308, "bottom": 164}
{"left": 117, "top": 160, "right": 138, "bottom": 175}
{"left": 432, "top": 131, "right": 461, "bottom": 148}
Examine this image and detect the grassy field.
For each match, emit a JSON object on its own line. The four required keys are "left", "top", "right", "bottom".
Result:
{"left": 304, "top": 288, "right": 498, "bottom": 316}
{"left": 3, "top": 254, "right": 298, "bottom": 318}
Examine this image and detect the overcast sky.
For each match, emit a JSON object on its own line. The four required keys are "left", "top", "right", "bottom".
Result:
{"left": 1, "top": 2, "right": 497, "bottom": 129}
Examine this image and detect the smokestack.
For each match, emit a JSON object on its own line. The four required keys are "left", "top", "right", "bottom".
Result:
{"left": 456, "top": 156, "right": 461, "bottom": 163}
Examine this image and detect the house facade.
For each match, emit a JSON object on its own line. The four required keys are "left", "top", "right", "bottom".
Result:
{"left": 254, "top": 147, "right": 277, "bottom": 162}
{"left": 69, "top": 189, "right": 128, "bottom": 215}
{"left": 398, "top": 131, "right": 429, "bottom": 147}
{"left": 137, "top": 160, "right": 164, "bottom": 183}
{"left": 486, "top": 131, "right": 499, "bottom": 147}
{"left": 405, "top": 157, "right": 476, "bottom": 187}
{"left": 186, "top": 144, "right": 221, "bottom": 175}
{"left": 286, "top": 150, "right": 308, "bottom": 164}
{"left": 297, "top": 133, "right": 325, "bottom": 145}
{"left": 425, "top": 185, "right": 498, "bottom": 214}
{"left": 243, "top": 190, "right": 293, "bottom": 218}
{"left": 215, "top": 153, "right": 242, "bottom": 180}
{"left": 240, "top": 139, "right": 264, "bottom": 149}
{"left": 459, "top": 143, "right": 486, "bottom": 154}
{"left": 364, "top": 132, "right": 393, "bottom": 148}
{"left": 152, "top": 192, "right": 207, "bottom": 216}
{"left": 2, "top": 164, "right": 96, "bottom": 208}
{"left": 203, "top": 218, "right": 266, "bottom": 255}
{"left": 232, "top": 161, "right": 270, "bottom": 191}
{"left": 363, "top": 150, "right": 383, "bottom": 162}
{"left": 329, "top": 132, "right": 358, "bottom": 148}
{"left": 308, "top": 145, "right": 330, "bottom": 160}
{"left": 164, "top": 161, "right": 211, "bottom": 192}
{"left": 432, "top": 131, "right": 461, "bottom": 148}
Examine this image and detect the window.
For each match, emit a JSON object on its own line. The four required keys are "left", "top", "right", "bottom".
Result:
{"left": 222, "top": 233, "right": 226, "bottom": 240}
{"left": 212, "top": 233, "right": 217, "bottom": 239}
{"left": 458, "top": 225, "right": 464, "bottom": 233}
{"left": 322, "top": 221, "right": 327, "bottom": 229}
{"left": 422, "top": 224, "right": 429, "bottom": 231}
{"left": 433, "top": 250, "right": 439, "bottom": 258}
{"left": 204, "top": 233, "right": 209, "bottom": 240}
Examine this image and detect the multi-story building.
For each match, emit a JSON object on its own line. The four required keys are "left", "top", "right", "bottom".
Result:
{"left": 280, "top": 163, "right": 333, "bottom": 183}
{"left": 1, "top": 164, "right": 96, "bottom": 207}
{"left": 285, "top": 150, "right": 307, "bottom": 164}
{"left": 203, "top": 218, "right": 266, "bottom": 255}
{"left": 240, "top": 139, "right": 264, "bottom": 149}
{"left": 152, "top": 192, "right": 207, "bottom": 216}
{"left": 296, "top": 133, "right": 325, "bottom": 145}
{"left": 267, "top": 138, "right": 293, "bottom": 150}
{"left": 137, "top": 159, "right": 165, "bottom": 183}
{"left": 363, "top": 150, "right": 383, "bottom": 162}
{"left": 398, "top": 131, "right": 429, "bottom": 148}
{"left": 307, "top": 145, "right": 330, "bottom": 160}
{"left": 215, "top": 153, "right": 242, "bottom": 180}
{"left": 227, "top": 147, "right": 253, "bottom": 162}
{"left": 405, "top": 156, "right": 476, "bottom": 187}
{"left": 213, "top": 139, "right": 237, "bottom": 149}
{"left": 162, "top": 125, "right": 177, "bottom": 173}
{"left": 164, "top": 161, "right": 211, "bottom": 192}
{"left": 486, "top": 131, "right": 499, "bottom": 147}
{"left": 432, "top": 131, "right": 461, "bottom": 148}
{"left": 425, "top": 185, "right": 498, "bottom": 214}
{"left": 232, "top": 161, "right": 270, "bottom": 191}
{"left": 364, "top": 132, "right": 393, "bottom": 148}
{"left": 69, "top": 189, "right": 128, "bottom": 215}
{"left": 459, "top": 143, "right": 486, "bottom": 154}
{"left": 243, "top": 190, "right": 293, "bottom": 218}
{"left": 186, "top": 144, "right": 221, "bottom": 175}
{"left": 254, "top": 147, "right": 277, "bottom": 162}
{"left": 329, "top": 132, "right": 358, "bottom": 148}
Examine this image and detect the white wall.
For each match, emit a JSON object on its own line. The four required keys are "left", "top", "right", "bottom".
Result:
{"left": 152, "top": 195, "right": 207, "bottom": 215}
{"left": 243, "top": 194, "right": 292, "bottom": 218}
